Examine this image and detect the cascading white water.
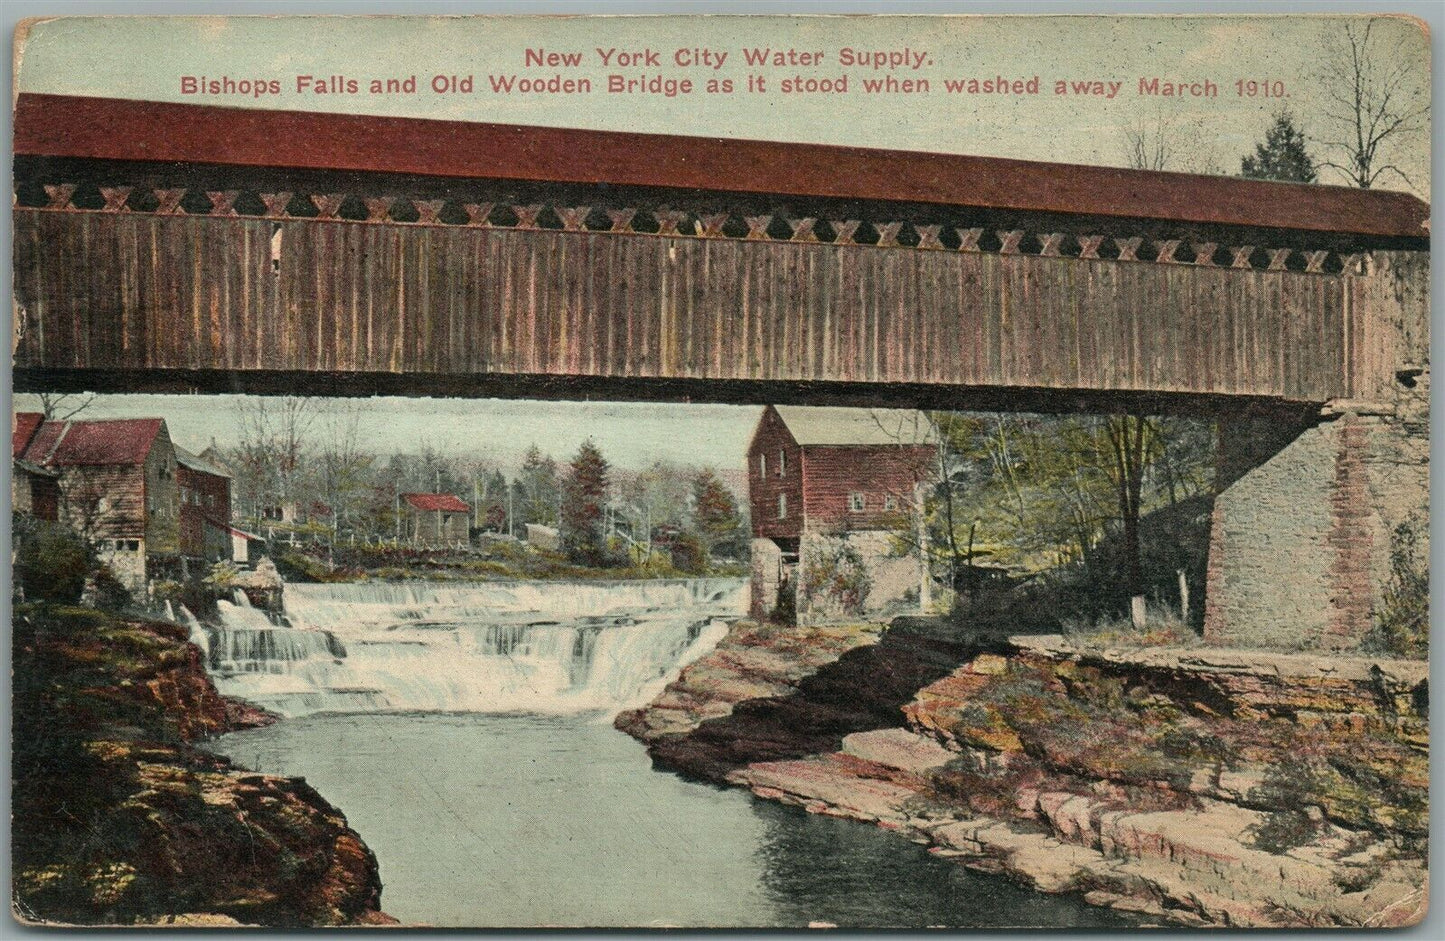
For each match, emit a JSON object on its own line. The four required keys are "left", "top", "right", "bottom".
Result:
{"left": 205, "top": 578, "right": 746, "bottom": 718}
{"left": 177, "top": 603, "right": 209, "bottom": 659}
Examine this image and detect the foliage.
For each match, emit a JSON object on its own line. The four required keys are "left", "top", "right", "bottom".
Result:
{"left": 668, "top": 529, "right": 708, "bottom": 575}
{"left": 801, "top": 537, "right": 872, "bottom": 618}
{"left": 691, "top": 467, "right": 746, "bottom": 558}
{"left": 273, "top": 550, "right": 337, "bottom": 583}
{"left": 1062, "top": 602, "right": 1201, "bottom": 649}
{"left": 202, "top": 560, "right": 242, "bottom": 589}
{"left": 560, "top": 439, "right": 613, "bottom": 566}
{"left": 516, "top": 445, "right": 561, "bottom": 528}
{"left": 1365, "top": 515, "right": 1428, "bottom": 659}
{"left": 1239, "top": 108, "right": 1317, "bottom": 182}
{"left": 12, "top": 515, "right": 94, "bottom": 604}
{"left": 924, "top": 412, "right": 1215, "bottom": 615}
{"left": 90, "top": 566, "right": 133, "bottom": 613}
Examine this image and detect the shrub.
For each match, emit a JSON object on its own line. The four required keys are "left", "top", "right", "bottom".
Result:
{"left": 91, "top": 565, "right": 132, "bottom": 612}
{"left": 668, "top": 530, "right": 708, "bottom": 575}
{"left": 202, "top": 560, "right": 242, "bottom": 589}
{"left": 801, "top": 537, "right": 872, "bottom": 619}
{"left": 1365, "top": 515, "right": 1428, "bottom": 659}
{"left": 12, "top": 516, "right": 93, "bottom": 604}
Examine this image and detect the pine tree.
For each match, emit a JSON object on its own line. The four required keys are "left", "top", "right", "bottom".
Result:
{"left": 1240, "top": 109, "right": 1316, "bottom": 183}
{"left": 691, "top": 468, "right": 744, "bottom": 559}
{"left": 561, "top": 439, "right": 611, "bottom": 566}
{"left": 519, "top": 444, "right": 559, "bottom": 526}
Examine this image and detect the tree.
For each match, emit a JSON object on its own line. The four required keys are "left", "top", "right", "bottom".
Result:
{"left": 1316, "top": 17, "right": 1429, "bottom": 189}
{"left": 1101, "top": 414, "right": 1155, "bottom": 628}
{"left": 1240, "top": 109, "right": 1316, "bottom": 182}
{"left": 36, "top": 392, "right": 95, "bottom": 421}
{"left": 518, "top": 445, "right": 560, "bottom": 527}
{"left": 560, "top": 439, "right": 611, "bottom": 566}
{"left": 1120, "top": 109, "right": 1219, "bottom": 173}
{"left": 691, "top": 468, "right": 744, "bottom": 559}
{"left": 316, "top": 402, "right": 375, "bottom": 535}
{"left": 232, "top": 396, "right": 316, "bottom": 518}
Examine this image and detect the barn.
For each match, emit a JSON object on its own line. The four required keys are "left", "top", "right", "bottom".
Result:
{"left": 13, "top": 413, "right": 180, "bottom": 592}
{"left": 175, "top": 446, "right": 234, "bottom": 565}
{"left": 746, "top": 406, "right": 935, "bottom": 623}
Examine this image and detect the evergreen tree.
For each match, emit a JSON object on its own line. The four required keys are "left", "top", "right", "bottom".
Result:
{"left": 561, "top": 439, "right": 611, "bottom": 566}
{"left": 1240, "top": 109, "right": 1316, "bottom": 183}
{"left": 691, "top": 468, "right": 744, "bottom": 559}
{"left": 519, "top": 444, "right": 560, "bottom": 526}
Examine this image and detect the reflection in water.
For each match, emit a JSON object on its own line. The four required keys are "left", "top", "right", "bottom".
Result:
{"left": 207, "top": 713, "right": 1136, "bottom": 928}
{"left": 751, "top": 800, "right": 1134, "bottom": 928}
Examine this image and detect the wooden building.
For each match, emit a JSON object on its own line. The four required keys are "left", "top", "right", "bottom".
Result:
{"left": 747, "top": 406, "right": 935, "bottom": 622}
{"left": 400, "top": 492, "right": 472, "bottom": 546}
{"left": 13, "top": 413, "right": 179, "bottom": 592}
{"left": 12, "top": 413, "right": 59, "bottom": 521}
{"left": 175, "top": 445, "right": 233, "bottom": 564}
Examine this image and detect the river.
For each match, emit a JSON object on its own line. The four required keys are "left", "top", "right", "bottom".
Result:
{"left": 199, "top": 579, "right": 1136, "bottom": 928}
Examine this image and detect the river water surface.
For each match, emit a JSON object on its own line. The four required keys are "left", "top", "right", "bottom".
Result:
{"left": 200, "top": 578, "right": 1135, "bottom": 928}
{"left": 210, "top": 713, "right": 1136, "bottom": 928}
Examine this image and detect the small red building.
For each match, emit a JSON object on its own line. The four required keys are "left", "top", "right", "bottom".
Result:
{"left": 176, "top": 446, "right": 233, "bottom": 564}
{"left": 746, "top": 406, "right": 935, "bottom": 622}
{"left": 400, "top": 492, "right": 472, "bottom": 546}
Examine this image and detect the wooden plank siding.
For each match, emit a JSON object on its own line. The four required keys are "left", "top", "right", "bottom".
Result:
{"left": 13, "top": 209, "right": 1418, "bottom": 403}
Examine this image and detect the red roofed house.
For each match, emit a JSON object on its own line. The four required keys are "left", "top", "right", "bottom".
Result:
{"left": 14, "top": 412, "right": 180, "bottom": 591}
{"left": 12, "top": 412, "right": 60, "bottom": 522}
{"left": 747, "top": 406, "right": 935, "bottom": 623}
{"left": 400, "top": 492, "right": 472, "bottom": 547}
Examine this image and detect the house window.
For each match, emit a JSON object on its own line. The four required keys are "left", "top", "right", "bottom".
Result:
{"left": 884, "top": 495, "right": 898, "bottom": 511}
{"left": 759, "top": 454, "right": 767, "bottom": 477}
{"left": 126, "top": 540, "right": 139, "bottom": 551}
{"left": 778, "top": 450, "right": 786, "bottom": 476}
{"left": 849, "top": 493, "right": 866, "bottom": 512}
{"left": 777, "top": 494, "right": 787, "bottom": 519}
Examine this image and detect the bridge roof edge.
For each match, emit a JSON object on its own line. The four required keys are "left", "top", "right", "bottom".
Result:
{"left": 13, "top": 93, "right": 1429, "bottom": 242}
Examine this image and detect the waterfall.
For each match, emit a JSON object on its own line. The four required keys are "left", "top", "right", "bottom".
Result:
{"left": 205, "top": 578, "right": 746, "bottom": 718}
{"left": 177, "top": 603, "right": 209, "bottom": 659}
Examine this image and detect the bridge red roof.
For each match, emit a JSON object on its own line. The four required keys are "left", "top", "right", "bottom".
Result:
{"left": 13, "top": 93, "right": 1428, "bottom": 241}
{"left": 402, "top": 493, "right": 471, "bottom": 513}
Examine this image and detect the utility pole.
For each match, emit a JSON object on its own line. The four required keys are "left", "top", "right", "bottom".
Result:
{"left": 508, "top": 483, "right": 515, "bottom": 538}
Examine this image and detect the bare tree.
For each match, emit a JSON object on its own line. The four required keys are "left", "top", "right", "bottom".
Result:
{"left": 232, "top": 396, "right": 317, "bottom": 519}
{"left": 1315, "top": 18, "right": 1429, "bottom": 189}
{"left": 37, "top": 392, "right": 96, "bottom": 421}
{"left": 316, "top": 402, "right": 373, "bottom": 535}
{"left": 1120, "top": 109, "right": 1220, "bottom": 173}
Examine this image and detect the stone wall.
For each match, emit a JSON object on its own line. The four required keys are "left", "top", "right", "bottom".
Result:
{"left": 749, "top": 536, "right": 785, "bottom": 620}
{"left": 1205, "top": 372, "right": 1428, "bottom": 651}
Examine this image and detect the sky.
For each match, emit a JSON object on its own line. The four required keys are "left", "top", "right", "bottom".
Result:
{"left": 15, "top": 14, "right": 1429, "bottom": 192}
{"left": 10, "top": 14, "right": 1432, "bottom": 471}
{"left": 10, "top": 394, "right": 762, "bottom": 472}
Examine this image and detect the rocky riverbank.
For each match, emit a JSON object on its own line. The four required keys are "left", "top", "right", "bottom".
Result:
{"left": 11, "top": 604, "right": 395, "bottom": 927}
{"left": 620, "top": 619, "right": 1428, "bottom": 928}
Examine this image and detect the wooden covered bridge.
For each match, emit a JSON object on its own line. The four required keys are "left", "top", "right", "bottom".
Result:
{"left": 11, "top": 92, "right": 1431, "bottom": 649}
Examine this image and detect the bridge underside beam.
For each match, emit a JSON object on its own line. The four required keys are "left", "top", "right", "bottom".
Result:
{"left": 12, "top": 366, "right": 1326, "bottom": 422}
